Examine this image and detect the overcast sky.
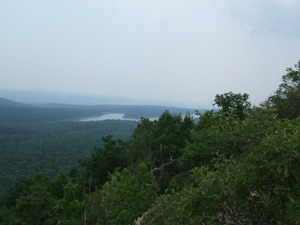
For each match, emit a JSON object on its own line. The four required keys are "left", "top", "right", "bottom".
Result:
{"left": 1, "top": 0, "right": 300, "bottom": 107}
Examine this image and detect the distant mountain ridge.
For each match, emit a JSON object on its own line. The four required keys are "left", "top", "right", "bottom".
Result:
{"left": 0, "top": 96, "right": 206, "bottom": 122}
{"left": 0, "top": 97, "right": 31, "bottom": 107}
{"left": 0, "top": 89, "right": 185, "bottom": 107}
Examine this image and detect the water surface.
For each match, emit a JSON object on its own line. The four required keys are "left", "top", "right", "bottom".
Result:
{"left": 79, "top": 113, "right": 139, "bottom": 122}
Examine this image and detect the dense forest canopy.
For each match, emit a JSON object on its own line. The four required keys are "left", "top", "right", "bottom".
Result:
{"left": 0, "top": 103, "right": 198, "bottom": 193}
{"left": 0, "top": 61, "right": 300, "bottom": 224}
{"left": 0, "top": 120, "right": 137, "bottom": 193}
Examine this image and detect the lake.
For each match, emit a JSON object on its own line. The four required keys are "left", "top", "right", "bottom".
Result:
{"left": 78, "top": 113, "right": 198, "bottom": 122}
{"left": 79, "top": 113, "right": 140, "bottom": 122}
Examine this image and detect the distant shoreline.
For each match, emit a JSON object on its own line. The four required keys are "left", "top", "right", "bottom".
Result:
{"left": 78, "top": 113, "right": 140, "bottom": 122}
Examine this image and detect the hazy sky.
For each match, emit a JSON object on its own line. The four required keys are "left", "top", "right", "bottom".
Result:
{"left": 1, "top": 0, "right": 300, "bottom": 107}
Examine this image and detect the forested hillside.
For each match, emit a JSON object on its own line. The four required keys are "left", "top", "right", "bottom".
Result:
{"left": 0, "top": 97, "right": 30, "bottom": 107}
{"left": 0, "top": 100, "right": 199, "bottom": 193}
{"left": 0, "top": 120, "right": 137, "bottom": 193}
{"left": 0, "top": 61, "right": 299, "bottom": 224}
{"left": 0, "top": 100, "right": 200, "bottom": 122}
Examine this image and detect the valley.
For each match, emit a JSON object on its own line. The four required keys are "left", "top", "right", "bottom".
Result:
{"left": 0, "top": 95, "right": 203, "bottom": 193}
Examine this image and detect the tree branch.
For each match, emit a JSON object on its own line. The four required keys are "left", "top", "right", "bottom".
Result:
{"left": 150, "top": 158, "right": 176, "bottom": 173}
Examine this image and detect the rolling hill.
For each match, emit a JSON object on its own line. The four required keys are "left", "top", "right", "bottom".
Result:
{"left": 0, "top": 96, "right": 206, "bottom": 122}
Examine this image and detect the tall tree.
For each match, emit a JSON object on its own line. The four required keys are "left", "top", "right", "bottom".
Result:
{"left": 97, "top": 163, "right": 157, "bottom": 225}
{"left": 130, "top": 111, "right": 194, "bottom": 191}
{"left": 80, "top": 135, "right": 126, "bottom": 192}
{"left": 214, "top": 92, "right": 251, "bottom": 119}
{"left": 267, "top": 60, "right": 300, "bottom": 119}
{"left": 55, "top": 182, "right": 85, "bottom": 225}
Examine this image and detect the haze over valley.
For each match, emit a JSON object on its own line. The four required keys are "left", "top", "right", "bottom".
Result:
{"left": 0, "top": 89, "right": 189, "bottom": 107}
{"left": 1, "top": 1, "right": 300, "bottom": 108}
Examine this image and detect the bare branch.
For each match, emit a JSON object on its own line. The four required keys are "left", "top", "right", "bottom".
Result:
{"left": 150, "top": 158, "right": 176, "bottom": 173}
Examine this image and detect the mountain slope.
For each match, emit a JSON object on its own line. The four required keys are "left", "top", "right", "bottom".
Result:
{"left": 0, "top": 97, "right": 31, "bottom": 107}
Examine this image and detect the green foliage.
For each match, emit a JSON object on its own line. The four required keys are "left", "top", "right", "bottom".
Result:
{"left": 129, "top": 111, "right": 194, "bottom": 191}
{"left": 267, "top": 60, "right": 300, "bottom": 119}
{"left": 130, "top": 111, "right": 194, "bottom": 168}
{"left": 0, "top": 120, "right": 136, "bottom": 193}
{"left": 129, "top": 117, "right": 155, "bottom": 168}
{"left": 0, "top": 174, "right": 60, "bottom": 225}
{"left": 214, "top": 92, "right": 251, "bottom": 119}
{"left": 80, "top": 135, "right": 127, "bottom": 192}
{"left": 146, "top": 110, "right": 300, "bottom": 225}
{"left": 96, "top": 163, "right": 158, "bottom": 225}
{"left": 153, "top": 111, "right": 194, "bottom": 163}
{"left": 179, "top": 107, "right": 278, "bottom": 174}
{"left": 55, "top": 182, "right": 86, "bottom": 225}
{"left": 0, "top": 106, "right": 105, "bottom": 122}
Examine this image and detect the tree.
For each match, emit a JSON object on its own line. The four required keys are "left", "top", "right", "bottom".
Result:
{"left": 130, "top": 111, "right": 194, "bottom": 169}
{"left": 55, "top": 182, "right": 85, "bottom": 225}
{"left": 176, "top": 107, "right": 278, "bottom": 190}
{"left": 129, "top": 111, "right": 194, "bottom": 192}
{"left": 267, "top": 60, "right": 300, "bottom": 119}
{"left": 214, "top": 92, "right": 251, "bottom": 119}
{"left": 0, "top": 174, "right": 58, "bottom": 225}
{"left": 80, "top": 135, "right": 126, "bottom": 192}
{"left": 96, "top": 163, "right": 158, "bottom": 225}
{"left": 145, "top": 109, "right": 300, "bottom": 225}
